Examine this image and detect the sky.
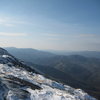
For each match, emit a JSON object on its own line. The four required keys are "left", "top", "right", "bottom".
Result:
{"left": 0, "top": 0, "right": 100, "bottom": 51}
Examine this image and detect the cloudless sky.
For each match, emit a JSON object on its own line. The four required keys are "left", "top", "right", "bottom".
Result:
{"left": 0, "top": 0, "right": 100, "bottom": 51}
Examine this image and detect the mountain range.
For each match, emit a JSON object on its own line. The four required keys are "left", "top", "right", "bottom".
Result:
{"left": 0, "top": 47, "right": 97, "bottom": 100}
{"left": 4, "top": 47, "right": 100, "bottom": 99}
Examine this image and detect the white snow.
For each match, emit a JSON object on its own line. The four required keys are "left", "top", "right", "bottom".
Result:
{"left": 2, "top": 55, "right": 11, "bottom": 58}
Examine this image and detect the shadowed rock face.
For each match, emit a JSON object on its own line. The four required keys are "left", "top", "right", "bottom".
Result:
{"left": 0, "top": 48, "right": 97, "bottom": 100}
{"left": 4, "top": 75, "right": 41, "bottom": 90}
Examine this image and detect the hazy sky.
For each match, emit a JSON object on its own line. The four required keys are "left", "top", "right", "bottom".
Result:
{"left": 0, "top": 0, "right": 100, "bottom": 51}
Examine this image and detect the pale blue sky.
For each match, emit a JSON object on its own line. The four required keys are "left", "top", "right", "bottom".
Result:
{"left": 0, "top": 0, "right": 100, "bottom": 51}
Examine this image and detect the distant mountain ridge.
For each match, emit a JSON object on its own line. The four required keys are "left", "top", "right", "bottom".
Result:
{"left": 4, "top": 47, "right": 55, "bottom": 63}
{"left": 5, "top": 47, "right": 100, "bottom": 59}
{"left": 47, "top": 50, "right": 100, "bottom": 58}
